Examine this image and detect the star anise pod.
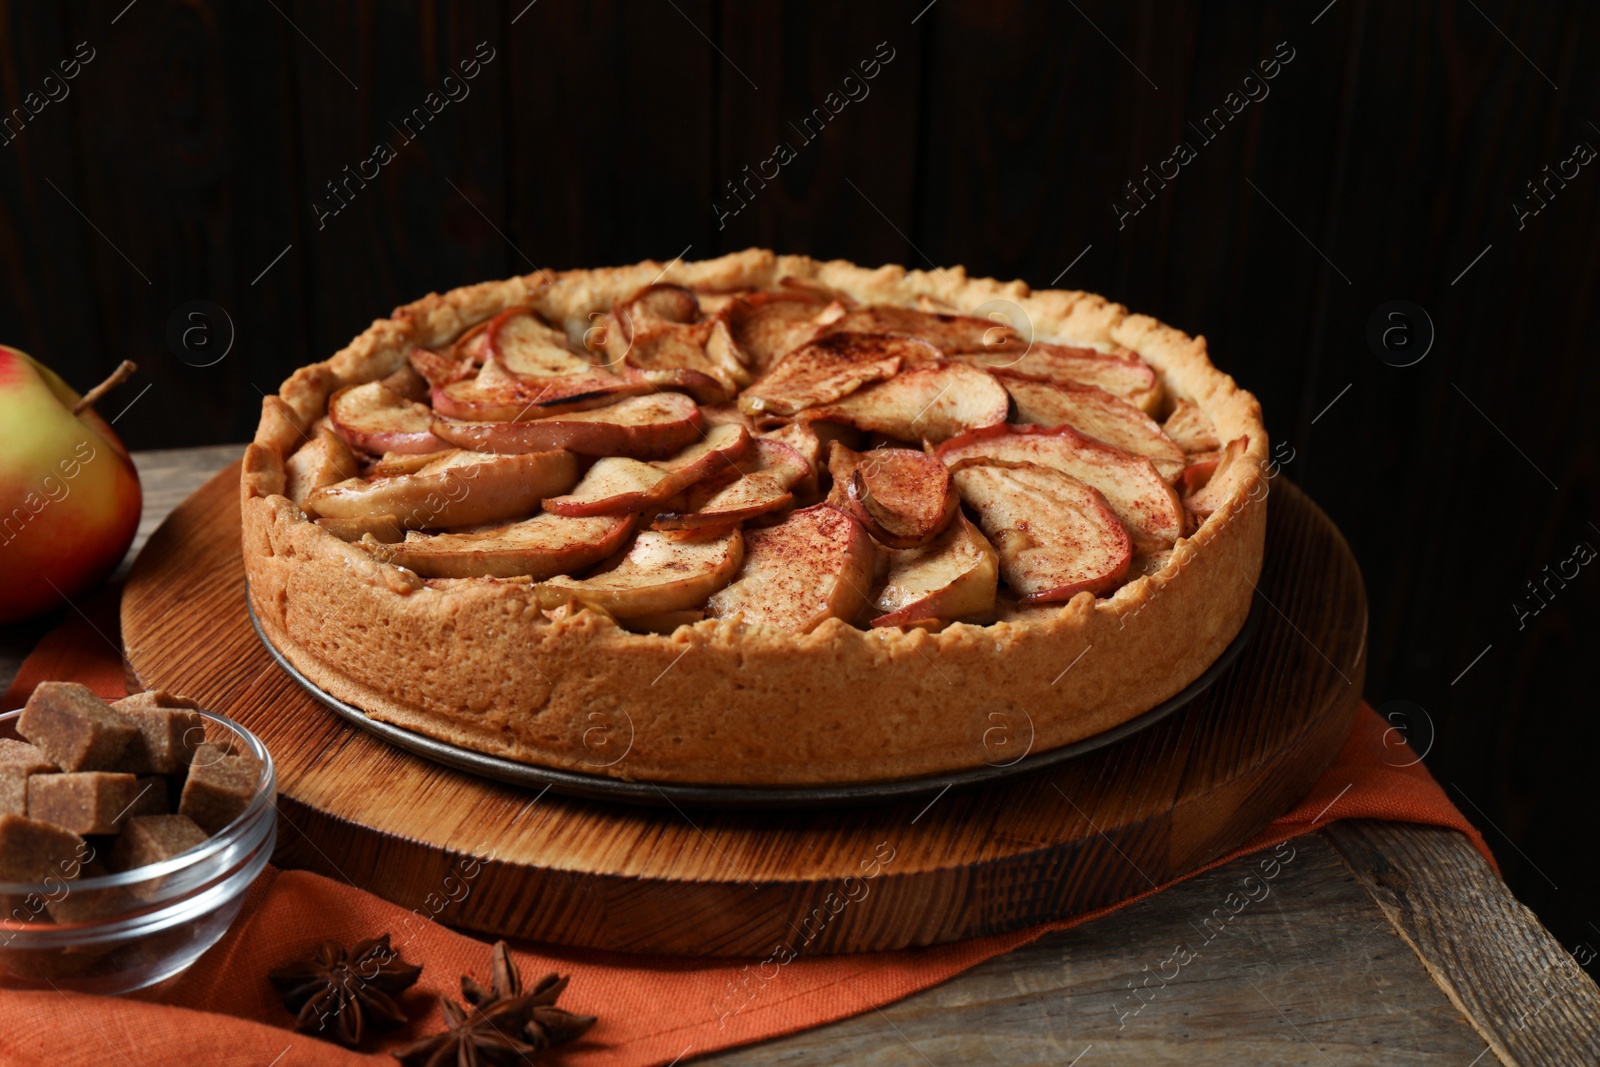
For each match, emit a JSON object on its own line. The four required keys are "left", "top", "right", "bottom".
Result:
{"left": 269, "top": 934, "right": 423, "bottom": 1047}
{"left": 393, "top": 941, "right": 596, "bottom": 1066}
{"left": 460, "top": 941, "right": 597, "bottom": 1051}
{"left": 393, "top": 996, "right": 544, "bottom": 1067}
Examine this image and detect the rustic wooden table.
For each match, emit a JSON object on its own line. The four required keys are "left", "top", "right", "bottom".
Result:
{"left": 4, "top": 445, "right": 1598, "bottom": 1066}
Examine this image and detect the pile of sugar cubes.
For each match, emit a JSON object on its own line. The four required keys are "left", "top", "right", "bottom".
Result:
{"left": 0, "top": 682, "right": 262, "bottom": 918}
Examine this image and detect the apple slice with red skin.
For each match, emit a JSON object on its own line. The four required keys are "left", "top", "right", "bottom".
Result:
{"left": 606, "top": 285, "right": 751, "bottom": 403}
{"left": 825, "top": 441, "right": 958, "bottom": 549}
{"left": 870, "top": 513, "right": 999, "bottom": 628}
{"left": 364, "top": 511, "right": 636, "bottom": 580}
{"left": 316, "top": 513, "right": 405, "bottom": 544}
{"left": 451, "top": 319, "right": 492, "bottom": 363}
{"left": 739, "top": 332, "right": 931, "bottom": 417}
{"left": 956, "top": 343, "right": 1161, "bottom": 414}
{"left": 621, "top": 319, "right": 747, "bottom": 404}
{"left": 368, "top": 449, "right": 456, "bottom": 478}
{"left": 432, "top": 392, "right": 703, "bottom": 458}
{"left": 586, "top": 286, "right": 702, "bottom": 367}
{"left": 818, "top": 305, "right": 1019, "bottom": 353}
{"left": 807, "top": 359, "right": 1010, "bottom": 444}
{"left": 328, "top": 381, "right": 449, "bottom": 456}
{"left": 652, "top": 438, "right": 811, "bottom": 529}
{"left": 539, "top": 526, "right": 744, "bottom": 618}
{"left": 1163, "top": 398, "right": 1222, "bottom": 454}
{"left": 284, "top": 428, "right": 359, "bottom": 507}
{"left": 997, "top": 373, "right": 1185, "bottom": 481}
{"left": 705, "top": 503, "right": 877, "bottom": 633}
{"left": 305, "top": 449, "right": 579, "bottom": 530}
{"left": 720, "top": 289, "right": 846, "bottom": 376}
{"left": 542, "top": 423, "right": 749, "bottom": 516}
{"left": 433, "top": 358, "right": 651, "bottom": 422}
{"left": 488, "top": 307, "right": 595, "bottom": 378}
{"left": 938, "top": 423, "right": 1183, "bottom": 552}
{"left": 1183, "top": 435, "right": 1252, "bottom": 519}
{"left": 408, "top": 347, "right": 476, "bottom": 392}
{"left": 379, "top": 361, "right": 430, "bottom": 403}
{"left": 951, "top": 461, "right": 1131, "bottom": 603}
{"left": 1176, "top": 458, "right": 1218, "bottom": 500}
{"left": 616, "top": 283, "right": 702, "bottom": 332}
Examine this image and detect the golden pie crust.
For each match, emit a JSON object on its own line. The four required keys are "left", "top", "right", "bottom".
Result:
{"left": 241, "top": 249, "right": 1268, "bottom": 785}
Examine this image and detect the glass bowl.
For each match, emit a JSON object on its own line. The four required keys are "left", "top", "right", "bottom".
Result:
{"left": 0, "top": 706, "right": 276, "bottom": 995}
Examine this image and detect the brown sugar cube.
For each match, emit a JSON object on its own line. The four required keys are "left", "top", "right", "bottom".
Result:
{"left": 128, "top": 776, "right": 170, "bottom": 818}
{"left": 109, "top": 815, "right": 209, "bottom": 871}
{"left": 17, "top": 682, "right": 137, "bottom": 772}
{"left": 47, "top": 859, "right": 132, "bottom": 924}
{"left": 27, "top": 772, "right": 141, "bottom": 835}
{"left": 178, "top": 744, "right": 262, "bottom": 834}
{"left": 0, "top": 739, "right": 58, "bottom": 776}
{"left": 110, "top": 690, "right": 200, "bottom": 713}
{"left": 0, "top": 814, "right": 86, "bottom": 883}
{"left": 117, "top": 706, "right": 206, "bottom": 775}
{"left": 0, "top": 770, "right": 29, "bottom": 817}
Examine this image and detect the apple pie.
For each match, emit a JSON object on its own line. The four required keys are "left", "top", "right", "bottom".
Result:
{"left": 241, "top": 250, "right": 1268, "bottom": 785}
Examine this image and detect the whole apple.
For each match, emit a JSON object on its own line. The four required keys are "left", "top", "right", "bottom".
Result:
{"left": 0, "top": 346, "right": 142, "bottom": 624}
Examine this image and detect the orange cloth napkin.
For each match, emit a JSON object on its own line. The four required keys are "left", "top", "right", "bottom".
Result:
{"left": 0, "top": 604, "right": 1495, "bottom": 1067}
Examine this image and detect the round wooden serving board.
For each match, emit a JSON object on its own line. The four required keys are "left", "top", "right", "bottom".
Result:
{"left": 122, "top": 466, "right": 1365, "bottom": 956}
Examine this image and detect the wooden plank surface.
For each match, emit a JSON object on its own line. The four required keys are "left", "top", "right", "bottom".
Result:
{"left": 704, "top": 832, "right": 1493, "bottom": 1066}
{"left": 1325, "top": 821, "right": 1600, "bottom": 1067}
{"left": 5, "top": 447, "right": 1600, "bottom": 1063}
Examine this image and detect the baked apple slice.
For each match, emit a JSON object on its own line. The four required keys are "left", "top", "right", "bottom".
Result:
{"left": 540, "top": 527, "right": 743, "bottom": 618}
{"left": 870, "top": 513, "right": 999, "bottom": 628}
{"left": 652, "top": 438, "right": 811, "bottom": 529}
{"left": 951, "top": 461, "right": 1131, "bottom": 603}
{"left": 938, "top": 424, "right": 1183, "bottom": 552}
{"left": 615, "top": 282, "right": 701, "bottom": 331}
{"left": 451, "top": 319, "right": 492, "bottom": 363}
{"left": 367, "top": 511, "right": 635, "bottom": 580}
{"left": 368, "top": 450, "right": 454, "bottom": 477}
{"left": 1183, "top": 435, "right": 1251, "bottom": 518}
{"left": 327, "top": 381, "right": 449, "bottom": 456}
{"left": 705, "top": 503, "right": 876, "bottom": 633}
{"left": 316, "top": 513, "right": 405, "bottom": 544}
{"left": 432, "top": 392, "right": 703, "bottom": 458}
{"left": 957, "top": 343, "right": 1161, "bottom": 414}
{"left": 379, "top": 361, "right": 430, "bottom": 402}
{"left": 818, "top": 305, "right": 1018, "bottom": 353}
{"left": 542, "top": 423, "right": 750, "bottom": 516}
{"left": 1163, "top": 398, "right": 1222, "bottom": 454}
{"left": 585, "top": 285, "right": 702, "bottom": 366}
{"left": 739, "top": 333, "right": 932, "bottom": 417}
{"left": 757, "top": 420, "right": 822, "bottom": 497}
{"left": 998, "top": 374, "right": 1185, "bottom": 481}
{"left": 807, "top": 359, "right": 1010, "bottom": 444}
{"left": 487, "top": 307, "right": 597, "bottom": 378}
{"left": 304, "top": 449, "right": 579, "bottom": 530}
{"left": 407, "top": 346, "right": 476, "bottom": 392}
{"left": 825, "top": 442, "right": 958, "bottom": 549}
{"left": 433, "top": 358, "right": 650, "bottom": 422}
{"left": 720, "top": 289, "right": 846, "bottom": 376}
{"left": 284, "top": 428, "right": 359, "bottom": 507}
{"left": 621, "top": 320, "right": 746, "bottom": 405}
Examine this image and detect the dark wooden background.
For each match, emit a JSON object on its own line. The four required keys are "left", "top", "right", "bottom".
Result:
{"left": 2, "top": 0, "right": 1597, "bottom": 972}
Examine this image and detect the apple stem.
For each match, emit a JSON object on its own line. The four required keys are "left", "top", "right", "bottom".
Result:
{"left": 71, "top": 360, "right": 138, "bottom": 415}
